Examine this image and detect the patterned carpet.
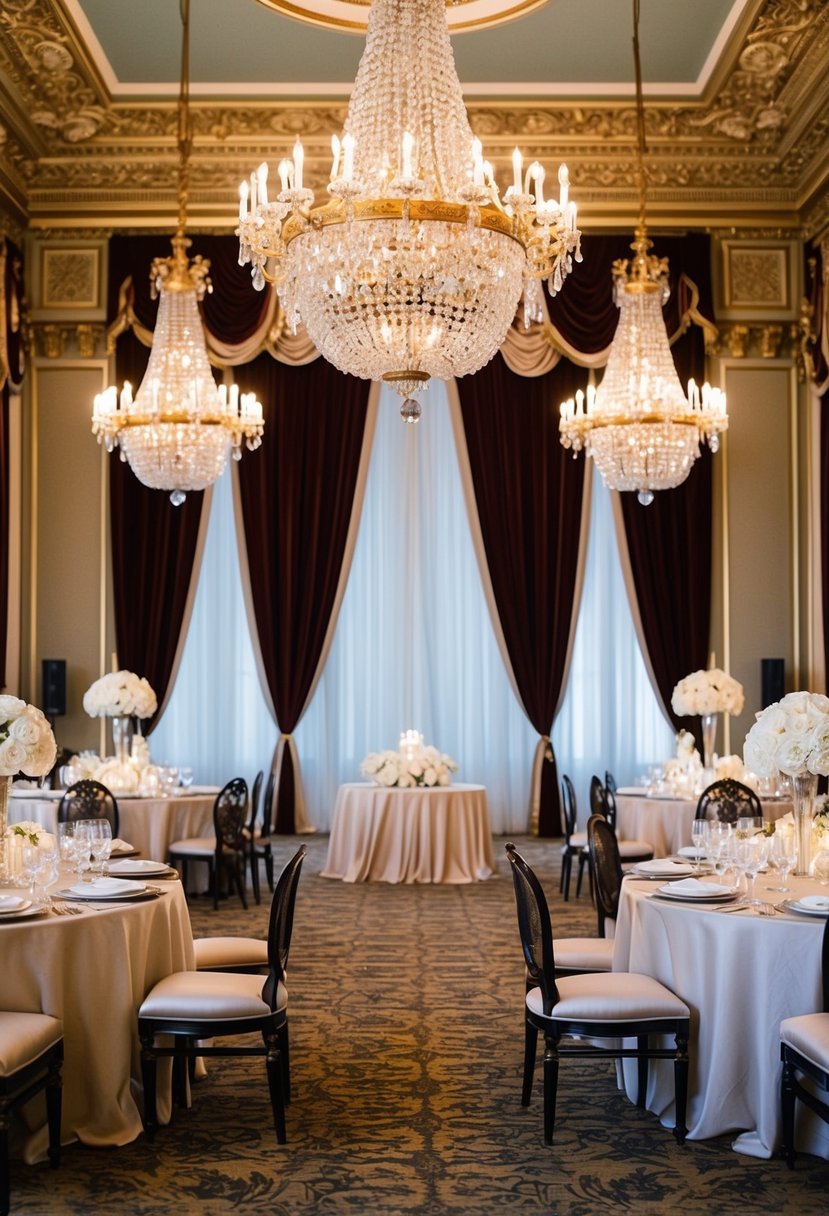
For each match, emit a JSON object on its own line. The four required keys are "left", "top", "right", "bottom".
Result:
{"left": 10, "top": 835, "right": 829, "bottom": 1215}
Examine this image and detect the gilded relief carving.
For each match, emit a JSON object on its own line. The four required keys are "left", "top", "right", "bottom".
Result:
{"left": 41, "top": 248, "right": 99, "bottom": 309}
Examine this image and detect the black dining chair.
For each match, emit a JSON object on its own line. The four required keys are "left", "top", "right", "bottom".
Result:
{"left": 57, "top": 779, "right": 119, "bottom": 836}
{"left": 167, "top": 777, "right": 249, "bottom": 909}
{"left": 249, "top": 770, "right": 277, "bottom": 905}
{"left": 505, "top": 842, "right": 690, "bottom": 1146}
{"left": 780, "top": 915, "right": 829, "bottom": 1167}
{"left": 559, "top": 774, "right": 588, "bottom": 901}
{"left": 138, "top": 844, "right": 306, "bottom": 1142}
{"left": 695, "top": 778, "right": 762, "bottom": 825}
{"left": 0, "top": 1012, "right": 63, "bottom": 1216}
{"left": 245, "top": 769, "right": 264, "bottom": 903}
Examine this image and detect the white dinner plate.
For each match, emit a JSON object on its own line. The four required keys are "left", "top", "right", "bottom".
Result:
{"left": 0, "top": 895, "right": 33, "bottom": 916}
{"left": 676, "top": 846, "right": 709, "bottom": 861}
{"left": 60, "top": 878, "right": 148, "bottom": 899}
{"left": 654, "top": 879, "right": 738, "bottom": 902}
{"left": 0, "top": 904, "right": 49, "bottom": 922}
{"left": 107, "top": 859, "right": 171, "bottom": 877}
{"left": 783, "top": 896, "right": 829, "bottom": 917}
{"left": 631, "top": 860, "right": 696, "bottom": 878}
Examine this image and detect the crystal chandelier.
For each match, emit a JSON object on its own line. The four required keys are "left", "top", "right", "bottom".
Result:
{"left": 237, "top": 0, "right": 582, "bottom": 422}
{"left": 558, "top": 0, "right": 726, "bottom": 504}
{"left": 92, "top": 0, "right": 263, "bottom": 504}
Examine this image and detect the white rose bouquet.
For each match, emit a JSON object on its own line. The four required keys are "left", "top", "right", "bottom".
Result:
{"left": 671, "top": 668, "right": 745, "bottom": 717}
{"left": 0, "top": 695, "right": 57, "bottom": 777}
{"left": 743, "top": 691, "right": 829, "bottom": 778}
{"left": 83, "top": 670, "right": 157, "bottom": 719}
{"left": 360, "top": 742, "right": 458, "bottom": 788}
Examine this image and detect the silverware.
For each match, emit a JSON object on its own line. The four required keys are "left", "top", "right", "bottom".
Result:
{"left": 714, "top": 901, "right": 751, "bottom": 914}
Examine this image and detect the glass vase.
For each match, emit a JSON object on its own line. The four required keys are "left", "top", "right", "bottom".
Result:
{"left": 700, "top": 712, "right": 717, "bottom": 771}
{"left": 110, "top": 715, "right": 133, "bottom": 763}
{"left": 791, "top": 771, "right": 818, "bottom": 877}
{"left": 0, "top": 774, "right": 9, "bottom": 883}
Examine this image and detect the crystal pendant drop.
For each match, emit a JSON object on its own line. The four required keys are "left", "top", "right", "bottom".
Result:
{"left": 637, "top": 489, "right": 654, "bottom": 506}
{"left": 170, "top": 489, "right": 187, "bottom": 507}
{"left": 400, "top": 398, "right": 422, "bottom": 425}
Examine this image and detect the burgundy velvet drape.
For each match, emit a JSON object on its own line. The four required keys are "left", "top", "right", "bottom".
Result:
{"left": 235, "top": 354, "right": 372, "bottom": 833}
{"left": 109, "top": 330, "right": 205, "bottom": 731}
{"left": 0, "top": 382, "right": 8, "bottom": 689}
{"left": 456, "top": 356, "right": 588, "bottom": 836}
{"left": 1, "top": 239, "right": 24, "bottom": 690}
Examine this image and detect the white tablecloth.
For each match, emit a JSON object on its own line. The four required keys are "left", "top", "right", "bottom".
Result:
{"left": 9, "top": 788, "right": 217, "bottom": 863}
{"left": 1, "top": 867, "right": 194, "bottom": 1162}
{"left": 321, "top": 782, "right": 495, "bottom": 883}
{"left": 613, "top": 871, "right": 829, "bottom": 1158}
{"left": 614, "top": 787, "right": 792, "bottom": 858}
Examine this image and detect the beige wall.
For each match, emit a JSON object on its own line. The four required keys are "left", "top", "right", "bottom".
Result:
{"left": 24, "top": 362, "right": 112, "bottom": 755}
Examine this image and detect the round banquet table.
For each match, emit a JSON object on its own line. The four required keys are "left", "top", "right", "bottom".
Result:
{"left": 9, "top": 786, "right": 217, "bottom": 862}
{"left": 1, "top": 867, "right": 194, "bottom": 1164}
{"left": 321, "top": 782, "right": 495, "bottom": 883}
{"left": 613, "top": 870, "right": 829, "bottom": 1159}
{"left": 614, "top": 787, "right": 792, "bottom": 858}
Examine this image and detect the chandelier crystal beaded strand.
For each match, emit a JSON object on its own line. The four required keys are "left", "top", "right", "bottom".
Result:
{"left": 558, "top": 0, "right": 726, "bottom": 503}
{"left": 237, "top": 0, "right": 582, "bottom": 422}
{"left": 92, "top": 0, "right": 263, "bottom": 504}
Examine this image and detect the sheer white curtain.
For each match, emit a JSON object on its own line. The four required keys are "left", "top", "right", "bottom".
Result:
{"left": 153, "top": 381, "right": 673, "bottom": 834}
{"left": 552, "top": 466, "right": 674, "bottom": 818}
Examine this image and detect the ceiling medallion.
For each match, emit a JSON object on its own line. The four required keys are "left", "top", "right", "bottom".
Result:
{"left": 254, "top": 0, "right": 550, "bottom": 35}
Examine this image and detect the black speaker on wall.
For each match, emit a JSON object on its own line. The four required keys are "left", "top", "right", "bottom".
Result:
{"left": 761, "top": 658, "right": 785, "bottom": 708}
{"left": 42, "top": 659, "right": 66, "bottom": 718}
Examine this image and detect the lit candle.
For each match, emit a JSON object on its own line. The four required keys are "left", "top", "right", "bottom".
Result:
{"left": 566, "top": 201, "right": 577, "bottom": 231}
{"left": 532, "top": 164, "right": 546, "bottom": 208}
{"left": 342, "top": 133, "right": 355, "bottom": 181}
{"left": 512, "top": 147, "right": 523, "bottom": 194}
{"left": 238, "top": 179, "right": 248, "bottom": 221}
{"left": 558, "top": 164, "right": 569, "bottom": 210}
{"left": 330, "top": 134, "right": 341, "bottom": 180}
{"left": 402, "top": 130, "right": 414, "bottom": 179}
{"left": 249, "top": 171, "right": 257, "bottom": 212}
{"left": 257, "top": 162, "right": 269, "bottom": 207}
{"left": 230, "top": 384, "right": 239, "bottom": 412}
{"left": 293, "top": 138, "right": 304, "bottom": 191}
{"left": 472, "top": 137, "right": 484, "bottom": 186}
{"left": 119, "top": 382, "right": 132, "bottom": 411}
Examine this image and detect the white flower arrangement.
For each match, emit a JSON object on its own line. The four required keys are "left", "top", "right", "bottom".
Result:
{"left": 7, "top": 819, "right": 55, "bottom": 850}
{"left": 743, "top": 690, "right": 829, "bottom": 778}
{"left": 675, "top": 730, "right": 699, "bottom": 763}
{"left": 360, "top": 742, "right": 458, "bottom": 788}
{"left": 714, "top": 753, "right": 755, "bottom": 786}
{"left": 83, "top": 671, "right": 157, "bottom": 719}
{"left": 671, "top": 668, "right": 745, "bottom": 717}
{"left": 0, "top": 695, "right": 57, "bottom": 777}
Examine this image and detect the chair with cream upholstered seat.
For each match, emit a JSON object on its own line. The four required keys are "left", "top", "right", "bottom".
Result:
{"left": 559, "top": 774, "right": 588, "bottom": 901}
{"left": 0, "top": 1012, "right": 63, "bottom": 1216}
{"left": 138, "top": 844, "right": 306, "bottom": 1143}
{"left": 167, "top": 777, "right": 249, "bottom": 910}
{"left": 506, "top": 842, "right": 690, "bottom": 1146}
{"left": 780, "top": 915, "right": 829, "bottom": 1168}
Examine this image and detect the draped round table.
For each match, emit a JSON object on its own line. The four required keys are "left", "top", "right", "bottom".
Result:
{"left": 614, "top": 787, "right": 792, "bottom": 858}
{"left": 1, "top": 868, "right": 193, "bottom": 1163}
{"left": 321, "top": 782, "right": 495, "bottom": 883}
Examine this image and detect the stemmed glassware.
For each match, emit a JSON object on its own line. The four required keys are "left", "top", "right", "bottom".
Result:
{"left": 768, "top": 830, "right": 797, "bottom": 892}
{"left": 733, "top": 832, "right": 770, "bottom": 905}
{"left": 21, "top": 837, "right": 59, "bottom": 908}
{"left": 691, "top": 820, "right": 707, "bottom": 873}
{"left": 705, "top": 821, "right": 732, "bottom": 884}
{"left": 85, "top": 819, "right": 113, "bottom": 879}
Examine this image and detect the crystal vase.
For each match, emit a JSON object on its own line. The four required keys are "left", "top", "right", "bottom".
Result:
{"left": 0, "top": 774, "right": 10, "bottom": 883}
{"left": 110, "top": 715, "right": 133, "bottom": 762}
{"left": 791, "top": 771, "right": 818, "bottom": 877}
{"left": 700, "top": 712, "right": 717, "bottom": 771}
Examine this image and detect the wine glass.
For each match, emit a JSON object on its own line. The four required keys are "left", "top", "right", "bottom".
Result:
{"left": 705, "top": 822, "right": 732, "bottom": 884}
{"left": 768, "top": 831, "right": 797, "bottom": 892}
{"left": 734, "top": 833, "right": 769, "bottom": 905}
{"left": 57, "top": 821, "right": 76, "bottom": 867}
{"left": 86, "top": 819, "right": 113, "bottom": 879}
{"left": 73, "top": 821, "right": 94, "bottom": 881}
{"left": 178, "top": 766, "right": 194, "bottom": 790}
{"left": 691, "top": 821, "right": 707, "bottom": 872}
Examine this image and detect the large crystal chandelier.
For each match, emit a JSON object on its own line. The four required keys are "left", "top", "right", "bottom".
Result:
{"left": 558, "top": 0, "right": 726, "bottom": 504}
{"left": 92, "top": 0, "right": 263, "bottom": 504}
{"left": 237, "top": 0, "right": 582, "bottom": 422}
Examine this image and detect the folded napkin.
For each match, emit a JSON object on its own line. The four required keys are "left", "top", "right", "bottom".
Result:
{"left": 797, "top": 895, "right": 829, "bottom": 911}
{"left": 635, "top": 859, "right": 694, "bottom": 875}
{"left": 660, "top": 878, "right": 734, "bottom": 897}
{"left": 68, "top": 877, "right": 136, "bottom": 897}
{"left": 110, "top": 839, "right": 134, "bottom": 854}
{"left": 0, "top": 894, "right": 28, "bottom": 912}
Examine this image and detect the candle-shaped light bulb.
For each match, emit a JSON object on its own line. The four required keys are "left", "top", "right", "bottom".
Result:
{"left": 512, "top": 147, "right": 523, "bottom": 194}
{"left": 293, "top": 138, "right": 304, "bottom": 191}
{"left": 558, "top": 164, "right": 569, "bottom": 210}
{"left": 576, "top": 388, "right": 584, "bottom": 415}
{"left": 342, "top": 133, "right": 355, "bottom": 181}
{"left": 249, "top": 171, "right": 257, "bottom": 212}
{"left": 257, "top": 162, "right": 268, "bottom": 207}
{"left": 532, "top": 164, "right": 545, "bottom": 208}
{"left": 277, "top": 159, "right": 292, "bottom": 193}
{"left": 238, "top": 180, "right": 249, "bottom": 221}
{"left": 566, "top": 201, "right": 577, "bottom": 231}
{"left": 402, "top": 131, "right": 414, "bottom": 179}
{"left": 330, "top": 134, "right": 341, "bottom": 180}
{"left": 472, "top": 137, "right": 484, "bottom": 186}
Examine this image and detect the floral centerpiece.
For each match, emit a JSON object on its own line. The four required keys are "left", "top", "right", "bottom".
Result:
{"left": 0, "top": 695, "right": 57, "bottom": 881}
{"left": 743, "top": 691, "right": 829, "bottom": 874}
{"left": 672, "top": 667, "right": 745, "bottom": 770}
{"left": 361, "top": 740, "right": 458, "bottom": 788}
{"left": 83, "top": 671, "right": 157, "bottom": 719}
